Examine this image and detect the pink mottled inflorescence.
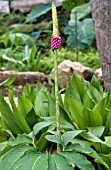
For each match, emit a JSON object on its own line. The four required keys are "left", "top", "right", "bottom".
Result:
{"left": 50, "top": 35, "right": 61, "bottom": 51}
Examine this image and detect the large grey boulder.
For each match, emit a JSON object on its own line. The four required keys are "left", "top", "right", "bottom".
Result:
{"left": 50, "top": 60, "right": 94, "bottom": 89}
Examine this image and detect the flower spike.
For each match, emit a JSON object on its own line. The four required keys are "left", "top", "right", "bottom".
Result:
{"left": 52, "top": 2, "right": 58, "bottom": 37}
{"left": 51, "top": 2, "right": 61, "bottom": 51}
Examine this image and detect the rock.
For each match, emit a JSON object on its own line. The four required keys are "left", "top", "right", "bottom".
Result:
{"left": 0, "top": 71, "right": 47, "bottom": 85}
{"left": 95, "top": 68, "right": 103, "bottom": 83}
{"left": 0, "top": 1, "right": 10, "bottom": 13}
{"left": 10, "top": 0, "right": 63, "bottom": 13}
{"left": 50, "top": 60, "right": 94, "bottom": 89}
{"left": 0, "top": 71, "right": 51, "bottom": 96}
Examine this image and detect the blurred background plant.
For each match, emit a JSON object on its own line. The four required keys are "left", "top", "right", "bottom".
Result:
{"left": 0, "top": 0, "right": 100, "bottom": 74}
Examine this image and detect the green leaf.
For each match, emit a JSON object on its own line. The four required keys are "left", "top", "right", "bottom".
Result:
{"left": 81, "top": 131, "right": 104, "bottom": 143}
{"left": 83, "top": 90, "right": 95, "bottom": 109}
{"left": 71, "top": 3, "right": 91, "bottom": 20}
{"left": 36, "top": 132, "right": 49, "bottom": 151}
{"left": 8, "top": 90, "right": 31, "bottom": 134}
{"left": 91, "top": 75, "right": 103, "bottom": 96}
{"left": 60, "top": 151, "right": 95, "bottom": 170}
{"left": 45, "top": 135, "right": 63, "bottom": 145}
{"left": 26, "top": 3, "right": 61, "bottom": 22}
{"left": 100, "top": 154, "right": 111, "bottom": 170}
{"left": 60, "top": 121, "right": 75, "bottom": 131}
{"left": 0, "top": 75, "right": 15, "bottom": 88}
{"left": 87, "top": 126, "right": 105, "bottom": 138}
{"left": 26, "top": 3, "right": 51, "bottom": 22}
{"left": 93, "top": 92, "right": 111, "bottom": 135}
{"left": 34, "top": 88, "right": 49, "bottom": 117}
{"left": 22, "top": 82, "right": 42, "bottom": 105}
{"left": 64, "top": 25, "right": 86, "bottom": 49}
{"left": 9, "top": 134, "right": 33, "bottom": 146}
{"left": 48, "top": 94, "right": 56, "bottom": 116}
{"left": 43, "top": 116, "right": 74, "bottom": 131}
{"left": 18, "top": 95, "right": 33, "bottom": 117}
{"left": 2, "top": 54, "right": 23, "bottom": 65}
{"left": 66, "top": 82, "right": 81, "bottom": 102}
{"left": 67, "top": 97, "right": 83, "bottom": 128}
{"left": 81, "top": 107, "right": 103, "bottom": 129}
{"left": 71, "top": 75, "right": 84, "bottom": 102}
{"left": 64, "top": 19, "right": 94, "bottom": 49}
{"left": 65, "top": 89, "right": 102, "bottom": 129}
{"left": 86, "top": 84, "right": 102, "bottom": 103}
{"left": 0, "top": 146, "right": 33, "bottom": 170}
{"left": 104, "top": 136, "right": 111, "bottom": 147}
{"left": 49, "top": 153, "right": 73, "bottom": 170}
{"left": 79, "top": 19, "right": 95, "bottom": 45}
{"left": 65, "top": 143, "right": 109, "bottom": 169}
{"left": 0, "top": 95, "right": 22, "bottom": 134}
{"left": 1, "top": 144, "right": 100, "bottom": 170}
{"left": 25, "top": 109, "right": 39, "bottom": 129}
{"left": 28, "top": 153, "right": 48, "bottom": 170}
{"left": 71, "top": 138, "right": 91, "bottom": 147}
{"left": 30, "top": 31, "right": 42, "bottom": 42}
{"left": 12, "top": 152, "right": 48, "bottom": 170}
{"left": 0, "top": 142, "right": 8, "bottom": 153}
{"left": 33, "top": 121, "right": 51, "bottom": 135}
{"left": 62, "top": 130, "right": 83, "bottom": 146}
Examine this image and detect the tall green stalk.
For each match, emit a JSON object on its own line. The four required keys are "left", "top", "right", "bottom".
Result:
{"left": 53, "top": 50, "right": 61, "bottom": 152}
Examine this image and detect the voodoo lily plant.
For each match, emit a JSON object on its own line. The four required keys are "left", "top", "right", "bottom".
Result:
{"left": 50, "top": 2, "right": 62, "bottom": 152}
{"left": 0, "top": 2, "right": 111, "bottom": 170}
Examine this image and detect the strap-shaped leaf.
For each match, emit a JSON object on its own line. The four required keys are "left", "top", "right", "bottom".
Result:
{"left": 18, "top": 95, "right": 33, "bottom": 117}
{"left": 8, "top": 90, "right": 31, "bottom": 133}
{"left": 0, "top": 95, "right": 22, "bottom": 134}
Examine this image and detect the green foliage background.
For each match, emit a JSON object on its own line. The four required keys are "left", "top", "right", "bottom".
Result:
{"left": 0, "top": 0, "right": 100, "bottom": 74}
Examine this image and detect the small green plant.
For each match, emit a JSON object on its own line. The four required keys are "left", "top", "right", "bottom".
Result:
{"left": 0, "top": 45, "right": 41, "bottom": 72}
{"left": 0, "top": 32, "right": 33, "bottom": 48}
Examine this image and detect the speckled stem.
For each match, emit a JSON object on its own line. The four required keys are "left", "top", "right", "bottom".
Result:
{"left": 53, "top": 50, "right": 61, "bottom": 152}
